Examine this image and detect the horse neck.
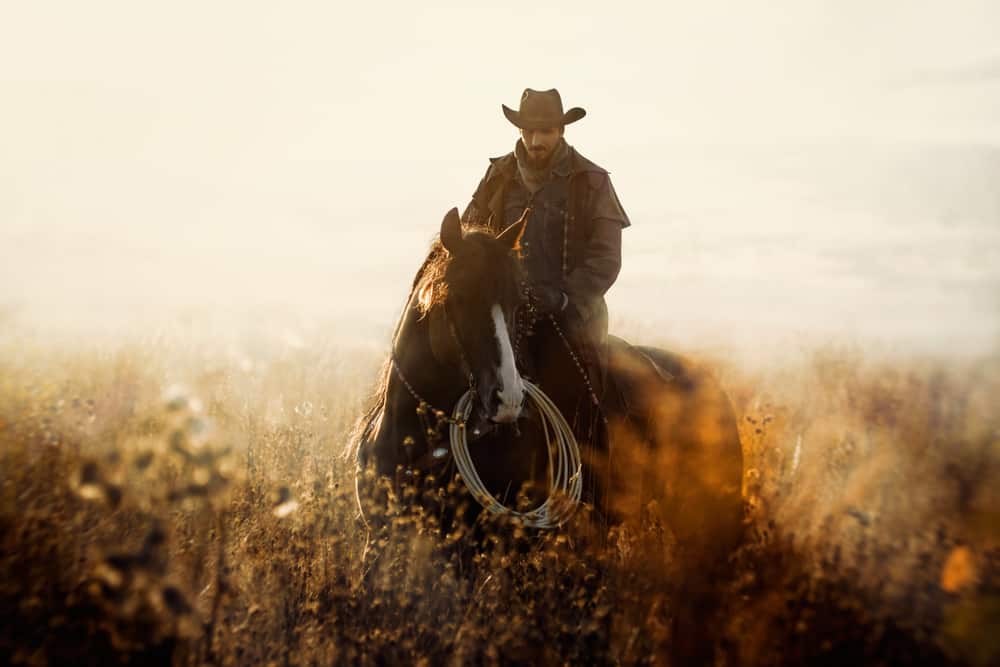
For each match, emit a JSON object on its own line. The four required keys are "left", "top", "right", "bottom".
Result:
{"left": 389, "top": 299, "right": 466, "bottom": 413}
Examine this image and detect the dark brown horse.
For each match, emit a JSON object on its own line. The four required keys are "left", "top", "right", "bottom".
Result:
{"left": 352, "top": 208, "right": 744, "bottom": 662}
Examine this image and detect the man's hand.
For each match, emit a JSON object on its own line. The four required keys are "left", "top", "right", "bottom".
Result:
{"left": 531, "top": 283, "right": 568, "bottom": 314}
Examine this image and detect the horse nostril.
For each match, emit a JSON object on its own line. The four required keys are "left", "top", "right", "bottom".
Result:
{"left": 495, "top": 384, "right": 525, "bottom": 410}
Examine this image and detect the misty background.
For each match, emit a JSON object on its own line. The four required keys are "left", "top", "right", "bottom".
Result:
{"left": 2, "top": 1, "right": 998, "bottom": 357}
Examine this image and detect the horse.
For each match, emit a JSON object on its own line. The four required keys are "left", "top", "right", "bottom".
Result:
{"left": 351, "top": 207, "right": 744, "bottom": 662}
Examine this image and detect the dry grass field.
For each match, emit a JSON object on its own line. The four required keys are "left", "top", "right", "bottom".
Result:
{"left": 1, "top": 329, "right": 997, "bottom": 666}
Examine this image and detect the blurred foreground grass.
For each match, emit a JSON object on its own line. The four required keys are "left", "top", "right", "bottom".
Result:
{"left": 0, "top": 331, "right": 997, "bottom": 666}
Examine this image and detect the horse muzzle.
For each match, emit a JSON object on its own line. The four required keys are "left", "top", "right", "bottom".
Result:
{"left": 490, "top": 381, "right": 525, "bottom": 424}
{"left": 472, "top": 379, "right": 523, "bottom": 425}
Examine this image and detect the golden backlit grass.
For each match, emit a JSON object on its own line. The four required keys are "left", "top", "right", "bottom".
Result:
{"left": 0, "top": 332, "right": 997, "bottom": 666}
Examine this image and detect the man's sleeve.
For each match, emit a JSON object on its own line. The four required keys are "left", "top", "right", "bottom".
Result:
{"left": 590, "top": 176, "right": 630, "bottom": 229}
{"left": 563, "top": 175, "right": 629, "bottom": 320}
{"left": 460, "top": 171, "right": 492, "bottom": 228}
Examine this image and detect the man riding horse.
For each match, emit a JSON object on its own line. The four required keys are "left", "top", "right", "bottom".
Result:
{"left": 355, "top": 93, "right": 742, "bottom": 663}
{"left": 461, "top": 88, "right": 630, "bottom": 407}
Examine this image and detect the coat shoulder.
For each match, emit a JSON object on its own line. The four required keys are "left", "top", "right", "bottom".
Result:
{"left": 568, "top": 148, "right": 611, "bottom": 191}
{"left": 466, "top": 152, "right": 515, "bottom": 227}
{"left": 486, "top": 152, "right": 517, "bottom": 177}
{"left": 488, "top": 151, "right": 516, "bottom": 166}
{"left": 569, "top": 148, "right": 610, "bottom": 176}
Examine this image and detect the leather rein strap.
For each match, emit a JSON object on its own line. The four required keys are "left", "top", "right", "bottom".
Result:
{"left": 390, "top": 304, "right": 475, "bottom": 451}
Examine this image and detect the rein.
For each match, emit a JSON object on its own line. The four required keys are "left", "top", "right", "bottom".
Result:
{"left": 389, "top": 304, "right": 475, "bottom": 450}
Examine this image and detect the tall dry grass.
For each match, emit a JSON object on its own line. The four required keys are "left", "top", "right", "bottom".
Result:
{"left": 0, "top": 330, "right": 997, "bottom": 666}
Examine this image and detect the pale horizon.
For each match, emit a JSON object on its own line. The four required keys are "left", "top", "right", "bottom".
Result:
{"left": 3, "top": 1, "right": 999, "bottom": 357}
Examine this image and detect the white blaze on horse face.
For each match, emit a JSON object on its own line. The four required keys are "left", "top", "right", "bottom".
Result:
{"left": 491, "top": 303, "right": 524, "bottom": 422}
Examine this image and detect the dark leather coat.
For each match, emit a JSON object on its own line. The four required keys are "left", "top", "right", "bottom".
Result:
{"left": 461, "top": 144, "right": 630, "bottom": 336}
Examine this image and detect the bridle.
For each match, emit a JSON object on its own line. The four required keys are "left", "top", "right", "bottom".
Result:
{"left": 368, "top": 208, "right": 594, "bottom": 527}
{"left": 389, "top": 302, "right": 480, "bottom": 449}
{"left": 387, "top": 292, "right": 585, "bottom": 528}
{"left": 386, "top": 202, "right": 604, "bottom": 456}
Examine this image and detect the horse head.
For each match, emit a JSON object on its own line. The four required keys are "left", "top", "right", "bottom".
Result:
{"left": 437, "top": 207, "right": 528, "bottom": 425}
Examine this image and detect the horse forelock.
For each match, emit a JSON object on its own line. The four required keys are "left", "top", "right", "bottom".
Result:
{"left": 413, "top": 227, "right": 522, "bottom": 318}
{"left": 413, "top": 243, "right": 448, "bottom": 317}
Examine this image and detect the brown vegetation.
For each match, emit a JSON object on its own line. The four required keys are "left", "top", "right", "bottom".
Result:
{"left": 0, "top": 334, "right": 997, "bottom": 665}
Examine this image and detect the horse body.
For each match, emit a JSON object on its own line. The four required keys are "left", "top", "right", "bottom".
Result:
{"left": 605, "top": 338, "right": 745, "bottom": 558}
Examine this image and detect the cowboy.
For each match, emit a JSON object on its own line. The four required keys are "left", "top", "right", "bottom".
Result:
{"left": 461, "top": 88, "right": 630, "bottom": 401}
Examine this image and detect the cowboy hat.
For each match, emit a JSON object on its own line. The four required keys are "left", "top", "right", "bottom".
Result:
{"left": 502, "top": 88, "right": 586, "bottom": 129}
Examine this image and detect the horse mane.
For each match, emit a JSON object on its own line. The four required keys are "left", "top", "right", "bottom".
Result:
{"left": 412, "top": 242, "right": 449, "bottom": 317}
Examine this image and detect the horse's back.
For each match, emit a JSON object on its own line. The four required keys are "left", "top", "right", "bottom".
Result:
{"left": 604, "top": 335, "right": 745, "bottom": 561}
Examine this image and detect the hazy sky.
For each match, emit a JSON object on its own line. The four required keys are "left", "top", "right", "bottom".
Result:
{"left": 2, "top": 2, "right": 999, "bottom": 353}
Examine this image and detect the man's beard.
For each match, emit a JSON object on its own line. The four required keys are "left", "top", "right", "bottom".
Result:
{"left": 525, "top": 147, "right": 552, "bottom": 169}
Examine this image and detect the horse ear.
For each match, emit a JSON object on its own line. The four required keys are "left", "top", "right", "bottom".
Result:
{"left": 440, "top": 207, "right": 464, "bottom": 255}
{"left": 496, "top": 207, "right": 530, "bottom": 253}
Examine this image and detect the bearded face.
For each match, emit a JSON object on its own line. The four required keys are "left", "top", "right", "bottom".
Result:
{"left": 519, "top": 126, "right": 564, "bottom": 168}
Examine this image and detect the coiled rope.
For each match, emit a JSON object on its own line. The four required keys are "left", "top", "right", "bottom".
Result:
{"left": 449, "top": 380, "right": 582, "bottom": 529}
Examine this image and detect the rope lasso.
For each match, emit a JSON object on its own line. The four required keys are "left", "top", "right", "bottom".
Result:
{"left": 449, "top": 380, "right": 582, "bottom": 529}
